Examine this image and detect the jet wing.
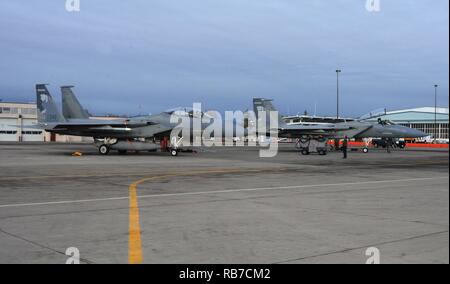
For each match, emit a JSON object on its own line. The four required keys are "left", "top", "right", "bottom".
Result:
{"left": 50, "top": 119, "right": 158, "bottom": 128}
{"left": 279, "top": 125, "right": 351, "bottom": 131}
{"left": 39, "top": 119, "right": 162, "bottom": 138}
{"left": 51, "top": 125, "right": 133, "bottom": 132}
{"left": 46, "top": 125, "right": 135, "bottom": 137}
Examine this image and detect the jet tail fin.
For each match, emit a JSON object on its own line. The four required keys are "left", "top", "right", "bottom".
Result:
{"left": 61, "top": 86, "right": 90, "bottom": 119}
{"left": 36, "top": 84, "right": 65, "bottom": 124}
{"left": 252, "top": 98, "right": 285, "bottom": 127}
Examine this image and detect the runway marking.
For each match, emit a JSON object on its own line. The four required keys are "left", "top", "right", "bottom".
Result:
{"left": 0, "top": 176, "right": 448, "bottom": 209}
{"left": 126, "top": 168, "right": 271, "bottom": 264}
{"left": 125, "top": 173, "right": 449, "bottom": 264}
{"left": 128, "top": 181, "right": 142, "bottom": 264}
{"left": 0, "top": 169, "right": 447, "bottom": 263}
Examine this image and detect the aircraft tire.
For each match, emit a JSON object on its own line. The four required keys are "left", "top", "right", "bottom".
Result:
{"left": 99, "top": 144, "right": 110, "bottom": 155}
{"left": 170, "top": 148, "right": 178, "bottom": 157}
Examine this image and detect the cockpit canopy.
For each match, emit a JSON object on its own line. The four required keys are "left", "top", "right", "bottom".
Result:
{"left": 376, "top": 118, "right": 397, "bottom": 126}
{"left": 164, "top": 107, "right": 201, "bottom": 118}
{"left": 164, "top": 107, "right": 215, "bottom": 119}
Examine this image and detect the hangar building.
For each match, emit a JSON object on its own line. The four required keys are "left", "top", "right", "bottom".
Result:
{"left": 0, "top": 102, "right": 44, "bottom": 142}
{"left": 364, "top": 107, "right": 449, "bottom": 141}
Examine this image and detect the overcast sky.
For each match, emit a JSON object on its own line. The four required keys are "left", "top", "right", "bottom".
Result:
{"left": 0, "top": 0, "right": 448, "bottom": 117}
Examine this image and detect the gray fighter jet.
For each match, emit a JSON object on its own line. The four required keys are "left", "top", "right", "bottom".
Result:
{"left": 38, "top": 84, "right": 244, "bottom": 156}
{"left": 253, "top": 98, "right": 352, "bottom": 137}
{"left": 36, "top": 84, "right": 180, "bottom": 155}
{"left": 253, "top": 98, "right": 427, "bottom": 152}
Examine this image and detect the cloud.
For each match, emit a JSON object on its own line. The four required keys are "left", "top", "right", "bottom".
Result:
{"left": 0, "top": 0, "right": 448, "bottom": 116}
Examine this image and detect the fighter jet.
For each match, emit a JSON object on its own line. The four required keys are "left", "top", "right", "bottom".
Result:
{"left": 253, "top": 98, "right": 352, "bottom": 137}
{"left": 252, "top": 98, "right": 427, "bottom": 152}
{"left": 38, "top": 84, "right": 244, "bottom": 156}
{"left": 36, "top": 84, "right": 181, "bottom": 155}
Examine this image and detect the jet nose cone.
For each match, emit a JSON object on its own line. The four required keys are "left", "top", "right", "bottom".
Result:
{"left": 387, "top": 125, "right": 428, "bottom": 138}
{"left": 395, "top": 125, "right": 427, "bottom": 138}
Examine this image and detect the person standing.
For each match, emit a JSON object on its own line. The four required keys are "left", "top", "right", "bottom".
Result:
{"left": 386, "top": 138, "right": 392, "bottom": 153}
{"left": 334, "top": 138, "right": 340, "bottom": 151}
{"left": 342, "top": 136, "right": 348, "bottom": 159}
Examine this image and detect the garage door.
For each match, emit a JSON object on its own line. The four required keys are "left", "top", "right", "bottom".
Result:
{"left": 21, "top": 130, "right": 44, "bottom": 142}
{"left": 22, "top": 119, "right": 44, "bottom": 142}
{"left": 0, "top": 118, "right": 18, "bottom": 141}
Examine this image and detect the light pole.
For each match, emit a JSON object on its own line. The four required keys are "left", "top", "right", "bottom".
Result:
{"left": 434, "top": 84, "right": 438, "bottom": 143}
{"left": 336, "top": 69, "right": 341, "bottom": 119}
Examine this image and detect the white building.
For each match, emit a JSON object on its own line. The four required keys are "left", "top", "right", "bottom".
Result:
{"left": 0, "top": 102, "right": 44, "bottom": 142}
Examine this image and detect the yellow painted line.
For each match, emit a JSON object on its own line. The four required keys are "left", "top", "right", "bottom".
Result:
{"left": 127, "top": 169, "right": 450, "bottom": 263}
{"left": 127, "top": 167, "right": 282, "bottom": 264}
{"left": 128, "top": 181, "right": 143, "bottom": 264}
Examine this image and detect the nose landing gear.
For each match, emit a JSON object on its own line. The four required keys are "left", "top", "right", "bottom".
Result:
{"left": 98, "top": 144, "right": 110, "bottom": 155}
{"left": 170, "top": 148, "right": 179, "bottom": 157}
{"left": 169, "top": 136, "right": 184, "bottom": 157}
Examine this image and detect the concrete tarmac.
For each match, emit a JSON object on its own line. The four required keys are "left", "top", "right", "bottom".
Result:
{"left": 0, "top": 143, "right": 448, "bottom": 264}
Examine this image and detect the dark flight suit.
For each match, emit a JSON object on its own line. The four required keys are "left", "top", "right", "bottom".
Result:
{"left": 386, "top": 138, "right": 392, "bottom": 153}
{"left": 342, "top": 138, "right": 348, "bottom": 159}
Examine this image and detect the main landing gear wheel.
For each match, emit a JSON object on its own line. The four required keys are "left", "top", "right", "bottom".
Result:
{"left": 301, "top": 149, "right": 309, "bottom": 155}
{"left": 170, "top": 148, "right": 178, "bottom": 157}
{"left": 99, "top": 144, "right": 110, "bottom": 155}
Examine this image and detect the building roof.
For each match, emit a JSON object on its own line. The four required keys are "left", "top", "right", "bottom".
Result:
{"left": 0, "top": 101, "right": 36, "bottom": 106}
{"left": 365, "top": 107, "right": 449, "bottom": 123}
{"left": 386, "top": 107, "right": 448, "bottom": 115}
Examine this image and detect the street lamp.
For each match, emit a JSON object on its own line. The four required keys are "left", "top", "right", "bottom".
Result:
{"left": 336, "top": 69, "right": 341, "bottom": 119}
{"left": 434, "top": 84, "right": 438, "bottom": 143}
